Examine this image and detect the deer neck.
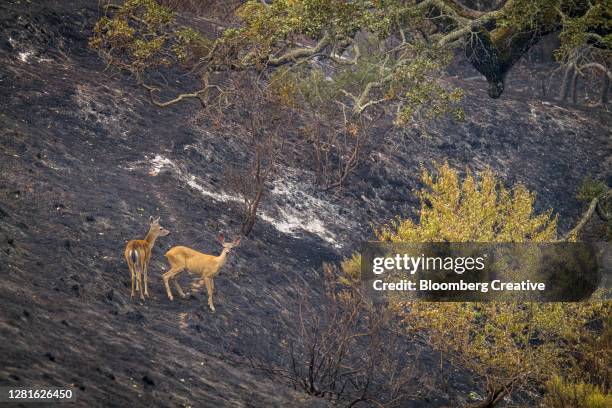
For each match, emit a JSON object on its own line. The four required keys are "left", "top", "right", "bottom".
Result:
{"left": 144, "top": 229, "right": 158, "bottom": 248}
{"left": 217, "top": 248, "right": 231, "bottom": 266}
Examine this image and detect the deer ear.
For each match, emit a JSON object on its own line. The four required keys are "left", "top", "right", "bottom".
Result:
{"left": 218, "top": 233, "right": 225, "bottom": 243}
{"left": 149, "top": 216, "right": 154, "bottom": 223}
{"left": 234, "top": 237, "right": 241, "bottom": 245}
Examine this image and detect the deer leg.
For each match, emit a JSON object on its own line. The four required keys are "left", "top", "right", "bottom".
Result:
{"left": 210, "top": 279, "right": 216, "bottom": 312}
{"left": 138, "top": 267, "right": 145, "bottom": 301}
{"left": 173, "top": 280, "right": 186, "bottom": 298}
{"left": 129, "top": 264, "right": 135, "bottom": 299}
{"left": 162, "top": 266, "right": 184, "bottom": 301}
{"left": 134, "top": 268, "right": 141, "bottom": 299}
{"left": 204, "top": 277, "right": 215, "bottom": 312}
{"left": 143, "top": 263, "right": 150, "bottom": 298}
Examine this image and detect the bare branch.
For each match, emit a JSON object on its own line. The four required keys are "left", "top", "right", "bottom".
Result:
{"left": 561, "top": 189, "right": 611, "bottom": 241}
{"left": 143, "top": 84, "right": 208, "bottom": 107}
{"left": 268, "top": 34, "right": 331, "bottom": 66}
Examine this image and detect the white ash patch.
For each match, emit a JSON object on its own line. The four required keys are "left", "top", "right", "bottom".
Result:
{"left": 73, "top": 84, "right": 138, "bottom": 136}
{"left": 258, "top": 208, "right": 337, "bottom": 245}
{"left": 16, "top": 50, "right": 52, "bottom": 64}
{"left": 8, "top": 36, "right": 53, "bottom": 64}
{"left": 129, "top": 154, "right": 349, "bottom": 246}
{"left": 18, "top": 50, "right": 34, "bottom": 62}
{"left": 262, "top": 165, "right": 357, "bottom": 247}
{"left": 40, "top": 158, "right": 68, "bottom": 172}
{"left": 149, "top": 155, "right": 176, "bottom": 176}
{"left": 145, "top": 155, "right": 243, "bottom": 203}
{"left": 184, "top": 176, "right": 240, "bottom": 203}
{"left": 8, "top": 37, "right": 33, "bottom": 63}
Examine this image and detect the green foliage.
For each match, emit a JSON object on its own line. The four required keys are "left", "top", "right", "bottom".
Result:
{"left": 235, "top": 0, "right": 384, "bottom": 50}
{"left": 575, "top": 175, "right": 611, "bottom": 241}
{"left": 556, "top": 0, "right": 612, "bottom": 62}
{"left": 498, "top": 0, "right": 564, "bottom": 34}
{"left": 219, "top": 0, "right": 381, "bottom": 69}
{"left": 491, "top": 0, "right": 610, "bottom": 69}
{"left": 90, "top": 0, "right": 210, "bottom": 78}
{"left": 577, "top": 175, "right": 608, "bottom": 203}
{"left": 91, "top": 0, "right": 463, "bottom": 125}
{"left": 341, "top": 162, "right": 608, "bottom": 406}
{"left": 269, "top": 44, "right": 463, "bottom": 125}
{"left": 389, "top": 46, "right": 464, "bottom": 124}
{"left": 339, "top": 253, "right": 361, "bottom": 286}
{"left": 544, "top": 376, "right": 612, "bottom": 408}
{"left": 173, "top": 27, "right": 214, "bottom": 64}
{"left": 91, "top": 0, "right": 610, "bottom": 106}
{"left": 497, "top": 0, "right": 610, "bottom": 45}
{"left": 400, "top": 302, "right": 604, "bottom": 395}
{"left": 376, "top": 162, "right": 557, "bottom": 243}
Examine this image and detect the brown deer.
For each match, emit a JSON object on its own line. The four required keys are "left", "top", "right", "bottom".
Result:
{"left": 124, "top": 216, "right": 170, "bottom": 300}
{"left": 162, "top": 234, "right": 241, "bottom": 312}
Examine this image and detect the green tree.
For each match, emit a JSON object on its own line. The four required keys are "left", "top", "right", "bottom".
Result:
{"left": 89, "top": 1, "right": 610, "bottom": 192}
{"left": 344, "top": 162, "right": 610, "bottom": 407}
{"left": 91, "top": 0, "right": 610, "bottom": 103}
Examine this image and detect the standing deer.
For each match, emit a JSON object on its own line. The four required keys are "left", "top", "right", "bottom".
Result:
{"left": 162, "top": 234, "right": 241, "bottom": 312}
{"left": 124, "top": 216, "right": 170, "bottom": 300}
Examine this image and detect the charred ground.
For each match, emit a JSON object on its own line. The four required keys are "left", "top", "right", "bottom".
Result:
{"left": 0, "top": 1, "right": 610, "bottom": 407}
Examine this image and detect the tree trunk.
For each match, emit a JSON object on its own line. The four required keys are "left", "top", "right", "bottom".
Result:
{"left": 601, "top": 70, "right": 609, "bottom": 105}
{"left": 560, "top": 64, "right": 575, "bottom": 101}
{"left": 571, "top": 70, "right": 579, "bottom": 104}
{"left": 241, "top": 183, "right": 265, "bottom": 236}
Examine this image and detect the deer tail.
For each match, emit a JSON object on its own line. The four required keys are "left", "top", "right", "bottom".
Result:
{"left": 130, "top": 249, "right": 139, "bottom": 265}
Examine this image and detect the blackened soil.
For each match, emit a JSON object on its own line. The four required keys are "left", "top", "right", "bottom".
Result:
{"left": 0, "top": 1, "right": 610, "bottom": 407}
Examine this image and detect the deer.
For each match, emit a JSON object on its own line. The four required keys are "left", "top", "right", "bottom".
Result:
{"left": 162, "top": 233, "right": 241, "bottom": 312}
{"left": 124, "top": 216, "right": 170, "bottom": 301}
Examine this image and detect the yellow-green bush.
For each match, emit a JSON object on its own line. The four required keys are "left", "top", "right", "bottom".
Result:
{"left": 544, "top": 376, "right": 612, "bottom": 408}
{"left": 339, "top": 252, "right": 360, "bottom": 286}
{"left": 341, "top": 162, "right": 609, "bottom": 407}
{"left": 376, "top": 162, "right": 557, "bottom": 243}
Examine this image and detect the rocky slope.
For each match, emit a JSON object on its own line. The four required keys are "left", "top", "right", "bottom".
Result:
{"left": 0, "top": 1, "right": 610, "bottom": 407}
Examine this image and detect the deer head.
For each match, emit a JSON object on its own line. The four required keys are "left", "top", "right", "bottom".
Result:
{"left": 149, "top": 216, "right": 171, "bottom": 237}
{"left": 218, "top": 233, "right": 241, "bottom": 254}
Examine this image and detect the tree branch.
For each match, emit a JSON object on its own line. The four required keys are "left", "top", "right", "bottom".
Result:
{"left": 268, "top": 34, "right": 331, "bottom": 66}
{"left": 143, "top": 86, "right": 207, "bottom": 107}
{"left": 562, "top": 189, "right": 611, "bottom": 241}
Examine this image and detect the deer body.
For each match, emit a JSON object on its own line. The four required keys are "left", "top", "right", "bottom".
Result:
{"left": 162, "top": 234, "right": 240, "bottom": 312}
{"left": 124, "top": 216, "right": 170, "bottom": 301}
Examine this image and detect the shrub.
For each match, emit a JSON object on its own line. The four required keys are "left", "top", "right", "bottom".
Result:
{"left": 543, "top": 376, "right": 612, "bottom": 408}
{"left": 257, "top": 264, "right": 426, "bottom": 407}
{"left": 342, "top": 162, "right": 609, "bottom": 407}
{"left": 577, "top": 175, "right": 607, "bottom": 203}
{"left": 376, "top": 162, "right": 558, "bottom": 243}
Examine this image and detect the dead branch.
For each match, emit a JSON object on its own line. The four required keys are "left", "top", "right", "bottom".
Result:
{"left": 562, "top": 189, "right": 611, "bottom": 241}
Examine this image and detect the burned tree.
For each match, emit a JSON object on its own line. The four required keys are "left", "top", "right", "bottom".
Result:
{"left": 252, "top": 263, "right": 427, "bottom": 407}
{"left": 201, "top": 73, "right": 290, "bottom": 236}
